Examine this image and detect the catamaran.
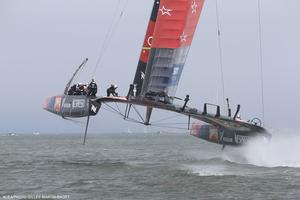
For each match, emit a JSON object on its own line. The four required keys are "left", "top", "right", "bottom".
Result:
{"left": 43, "top": 0, "right": 271, "bottom": 148}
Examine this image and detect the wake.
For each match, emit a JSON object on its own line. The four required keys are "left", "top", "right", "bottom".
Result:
{"left": 222, "top": 131, "right": 300, "bottom": 168}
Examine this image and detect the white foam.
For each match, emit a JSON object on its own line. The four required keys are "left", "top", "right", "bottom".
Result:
{"left": 184, "top": 164, "right": 227, "bottom": 176}
{"left": 223, "top": 131, "right": 300, "bottom": 168}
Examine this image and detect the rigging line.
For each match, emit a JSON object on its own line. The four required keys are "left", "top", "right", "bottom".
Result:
{"left": 92, "top": 0, "right": 121, "bottom": 76}
{"left": 151, "top": 113, "right": 183, "bottom": 124}
{"left": 102, "top": 105, "right": 141, "bottom": 124}
{"left": 91, "top": 0, "right": 129, "bottom": 77}
{"left": 101, "top": 106, "right": 124, "bottom": 118}
{"left": 72, "top": 60, "right": 86, "bottom": 85}
{"left": 132, "top": 105, "right": 145, "bottom": 123}
{"left": 257, "top": 0, "right": 265, "bottom": 126}
{"left": 122, "top": 108, "right": 145, "bottom": 124}
{"left": 102, "top": 102, "right": 146, "bottom": 125}
{"left": 62, "top": 60, "right": 88, "bottom": 116}
{"left": 215, "top": 0, "right": 226, "bottom": 110}
{"left": 102, "top": 102, "right": 124, "bottom": 116}
{"left": 102, "top": 103, "right": 144, "bottom": 124}
{"left": 114, "top": 102, "right": 122, "bottom": 114}
{"left": 124, "top": 118, "right": 145, "bottom": 125}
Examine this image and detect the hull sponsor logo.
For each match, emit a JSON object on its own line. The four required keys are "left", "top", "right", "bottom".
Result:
{"left": 91, "top": 105, "right": 97, "bottom": 113}
{"left": 235, "top": 134, "right": 250, "bottom": 144}
{"left": 222, "top": 137, "right": 233, "bottom": 143}
{"left": 63, "top": 103, "right": 71, "bottom": 108}
{"left": 72, "top": 99, "right": 85, "bottom": 108}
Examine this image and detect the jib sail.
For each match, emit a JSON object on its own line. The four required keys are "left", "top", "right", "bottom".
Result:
{"left": 140, "top": 0, "right": 205, "bottom": 102}
{"left": 133, "top": 0, "right": 161, "bottom": 96}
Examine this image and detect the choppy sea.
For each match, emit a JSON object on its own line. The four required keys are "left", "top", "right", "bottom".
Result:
{"left": 1, "top": 132, "right": 300, "bottom": 200}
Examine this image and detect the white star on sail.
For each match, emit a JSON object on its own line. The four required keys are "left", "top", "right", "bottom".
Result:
{"left": 180, "top": 32, "right": 188, "bottom": 43}
{"left": 159, "top": 6, "right": 172, "bottom": 16}
{"left": 191, "top": 1, "right": 198, "bottom": 14}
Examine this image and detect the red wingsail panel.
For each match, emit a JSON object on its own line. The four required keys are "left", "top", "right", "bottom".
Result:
{"left": 152, "top": 0, "right": 204, "bottom": 48}
{"left": 140, "top": 21, "right": 156, "bottom": 63}
{"left": 140, "top": 0, "right": 205, "bottom": 101}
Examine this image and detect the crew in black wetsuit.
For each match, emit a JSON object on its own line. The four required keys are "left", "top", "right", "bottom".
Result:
{"left": 68, "top": 84, "right": 77, "bottom": 95}
{"left": 107, "top": 84, "right": 118, "bottom": 97}
{"left": 181, "top": 94, "right": 190, "bottom": 111}
{"left": 67, "top": 83, "right": 87, "bottom": 95}
{"left": 78, "top": 83, "right": 87, "bottom": 95}
{"left": 87, "top": 79, "right": 98, "bottom": 96}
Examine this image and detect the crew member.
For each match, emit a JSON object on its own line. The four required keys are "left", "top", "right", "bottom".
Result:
{"left": 78, "top": 83, "right": 87, "bottom": 95}
{"left": 87, "top": 79, "right": 98, "bottom": 96}
{"left": 181, "top": 94, "right": 190, "bottom": 111}
{"left": 236, "top": 114, "right": 242, "bottom": 121}
{"left": 68, "top": 84, "right": 77, "bottom": 95}
{"left": 107, "top": 84, "right": 118, "bottom": 97}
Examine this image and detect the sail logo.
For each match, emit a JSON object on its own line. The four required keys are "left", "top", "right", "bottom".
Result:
{"left": 147, "top": 36, "right": 153, "bottom": 46}
{"left": 159, "top": 6, "right": 172, "bottom": 16}
{"left": 173, "top": 67, "right": 179, "bottom": 75}
{"left": 191, "top": 1, "right": 198, "bottom": 14}
{"left": 140, "top": 71, "right": 145, "bottom": 80}
{"left": 180, "top": 32, "right": 188, "bottom": 43}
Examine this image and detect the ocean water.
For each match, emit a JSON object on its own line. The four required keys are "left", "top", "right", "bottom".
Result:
{"left": 1, "top": 133, "right": 300, "bottom": 200}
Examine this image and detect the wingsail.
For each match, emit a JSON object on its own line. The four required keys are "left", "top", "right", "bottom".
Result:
{"left": 140, "top": 0, "right": 205, "bottom": 102}
{"left": 133, "top": 0, "right": 161, "bottom": 96}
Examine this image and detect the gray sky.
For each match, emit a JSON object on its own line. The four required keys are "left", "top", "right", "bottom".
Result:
{"left": 1, "top": 0, "right": 299, "bottom": 134}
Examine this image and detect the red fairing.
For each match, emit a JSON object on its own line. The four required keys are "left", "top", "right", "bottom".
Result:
{"left": 152, "top": 0, "right": 205, "bottom": 48}
{"left": 140, "top": 21, "right": 156, "bottom": 63}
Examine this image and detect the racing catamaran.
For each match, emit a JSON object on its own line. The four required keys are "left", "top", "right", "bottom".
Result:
{"left": 44, "top": 0, "right": 271, "bottom": 147}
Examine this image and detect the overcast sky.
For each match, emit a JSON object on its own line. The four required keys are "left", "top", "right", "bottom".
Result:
{"left": 1, "top": 0, "right": 299, "bottom": 134}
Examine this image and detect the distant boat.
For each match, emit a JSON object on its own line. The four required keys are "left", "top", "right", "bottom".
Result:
{"left": 33, "top": 132, "right": 40, "bottom": 136}
{"left": 7, "top": 132, "right": 16, "bottom": 136}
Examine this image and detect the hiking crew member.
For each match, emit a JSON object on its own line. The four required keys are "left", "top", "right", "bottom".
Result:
{"left": 181, "top": 94, "right": 190, "bottom": 111}
{"left": 107, "top": 84, "right": 118, "bottom": 97}
{"left": 87, "top": 79, "right": 98, "bottom": 96}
